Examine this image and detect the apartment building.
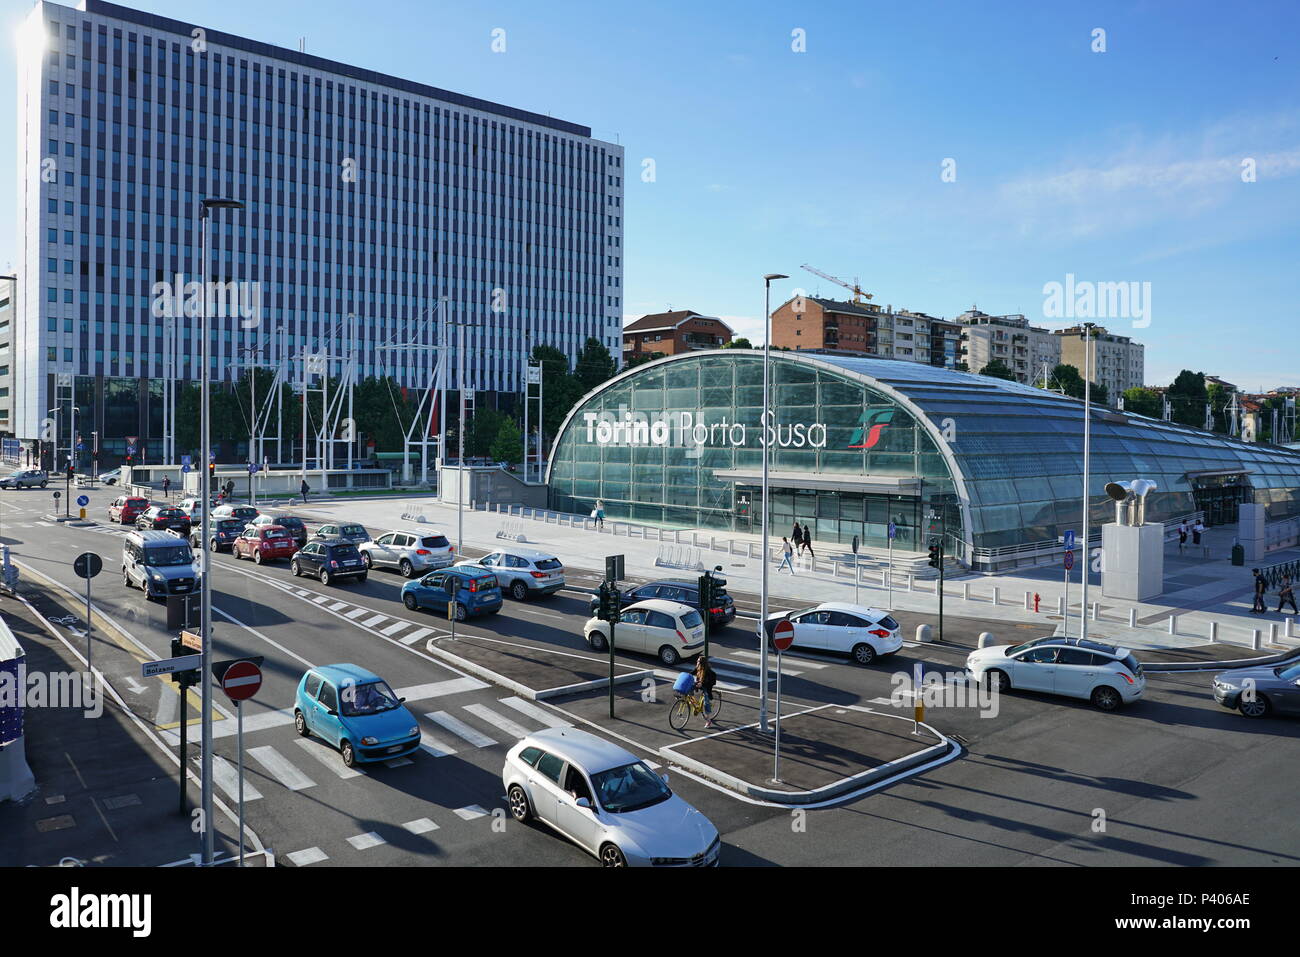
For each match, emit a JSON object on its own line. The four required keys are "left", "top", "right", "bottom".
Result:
{"left": 0, "top": 277, "right": 13, "bottom": 437}
{"left": 955, "top": 309, "right": 1061, "bottom": 385}
{"left": 622, "top": 310, "right": 732, "bottom": 363}
{"left": 1055, "top": 325, "right": 1145, "bottom": 405}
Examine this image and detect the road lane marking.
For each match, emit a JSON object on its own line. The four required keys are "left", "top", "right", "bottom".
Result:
{"left": 287, "top": 847, "right": 327, "bottom": 866}
{"left": 328, "top": 601, "right": 347, "bottom": 611}
{"left": 345, "top": 607, "right": 368, "bottom": 619}
{"left": 347, "top": 831, "right": 387, "bottom": 850}
{"left": 404, "top": 818, "right": 439, "bottom": 834}
{"left": 248, "top": 746, "right": 316, "bottom": 791}
{"left": 653, "top": 668, "right": 745, "bottom": 692}
{"left": 293, "top": 738, "right": 365, "bottom": 778}
{"left": 394, "top": 677, "right": 487, "bottom": 700}
{"left": 453, "top": 805, "right": 488, "bottom": 821}
{"left": 400, "top": 627, "right": 432, "bottom": 645}
{"left": 207, "top": 754, "right": 263, "bottom": 802}
{"left": 419, "top": 731, "right": 458, "bottom": 758}
{"left": 380, "top": 620, "right": 409, "bottom": 636}
{"left": 361, "top": 614, "right": 388, "bottom": 628}
{"left": 498, "top": 696, "right": 571, "bottom": 728}
{"left": 425, "top": 710, "right": 496, "bottom": 749}
{"left": 312, "top": 595, "right": 330, "bottom": 605}
{"left": 730, "top": 649, "right": 826, "bottom": 669}
{"left": 463, "top": 703, "right": 531, "bottom": 740}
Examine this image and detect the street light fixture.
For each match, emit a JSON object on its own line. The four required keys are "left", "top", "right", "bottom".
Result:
{"left": 198, "top": 197, "right": 244, "bottom": 868}
{"left": 1079, "top": 321, "right": 1096, "bottom": 644}
{"left": 758, "top": 273, "right": 787, "bottom": 733}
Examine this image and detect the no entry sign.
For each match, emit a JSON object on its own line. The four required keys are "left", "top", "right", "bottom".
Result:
{"left": 773, "top": 619, "right": 795, "bottom": 652}
{"left": 220, "top": 659, "right": 263, "bottom": 702}
{"left": 1064, "top": 551, "right": 1075, "bottom": 571}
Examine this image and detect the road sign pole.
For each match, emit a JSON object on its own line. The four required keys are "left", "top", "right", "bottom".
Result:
{"left": 773, "top": 649, "right": 782, "bottom": 784}
{"left": 85, "top": 572, "right": 92, "bottom": 678}
{"left": 178, "top": 674, "right": 189, "bottom": 815}
{"left": 237, "top": 698, "right": 245, "bottom": 868}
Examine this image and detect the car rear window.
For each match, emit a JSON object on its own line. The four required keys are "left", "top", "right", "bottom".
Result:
{"left": 422, "top": 535, "right": 450, "bottom": 549}
{"left": 1120, "top": 653, "right": 1142, "bottom": 676}
{"left": 680, "top": 610, "right": 704, "bottom": 629}
{"left": 475, "top": 576, "right": 497, "bottom": 590}
{"left": 332, "top": 544, "right": 360, "bottom": 560}
{"left": 127, "top": 498, "right": 147, "bottom": 506}
{"left": 341, "top": 525, "right": 366, "bottom": 536}
{"left": 278, "top": 517, "right": 304, "bottom": 529}
{"left": 534, "top": 558, "right": 563, "bottom": 571}
{"left": 878, "top": 615, "right": 899, "bottom": 631}
{"left": 265, "top": 529, "right": 289, "bottom": 539}
{"left": 217, "top": 519, "right": 243, "bottom": 532}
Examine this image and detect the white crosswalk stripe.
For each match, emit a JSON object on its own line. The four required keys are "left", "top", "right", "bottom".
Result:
{"left": 654, "top": 668, "right": 744, "bottom": 692}
{"left": 399, "top": 627, "right": 433, "bottom": 646}
{"left": 463, "top": 703, "right": 531, "bottom": 740}
{"left": 425, "top": 710, "right": 497, "bottom": 749}
{"left": 287, "top": 847, "right": 328, "bottom": 866}
{"left": 419, "top": 731, "right": 459, "bottom": 758}
{"left": 404, "top": 818, "right": 439, "bottom": 835}
{"left": 328, "top": 601, "right": 347, "bottom": 611}
{"left": 208, "top": 754, "right": 263, "bottom": 802}
{"left": 248, "top": 746, "right": 316, "bottom": 791}
{"left": 347, "top": 831, "right": 387, "bottom": 850}
{"left": 345, "top": 607, "right": 368, "bottom": 619}
{"left": 313, "top": 595, "right": 330, "bottom": 605}
{"left": 361, "top": 614, "right": 388, "bottom": 628}
{"left": 498, "top": 696, "right": 571, "bottom": 728}
{"left": 293, "top": 738, "right": 365, "bottom": 778}
{"left": 730, "top": 649, "right": 826, "bottom": 669}
{"left": 453, "top": 805, "right": 489, "bottom": 821}
{"left": 380, "top": 620, "right": 409, "bottom": 636}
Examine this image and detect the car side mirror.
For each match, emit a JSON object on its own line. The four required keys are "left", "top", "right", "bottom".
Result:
{"left": 575, "top": 797, "right": 592, "bottom": 810}
{"left": 659, "top": 771, "right": 670, "bottom": 784}
{"left": 398, "top": 697, "right": 407, "bottom": 703}
{"left": 326, "top": 709, "right": 338, "bottom": 716}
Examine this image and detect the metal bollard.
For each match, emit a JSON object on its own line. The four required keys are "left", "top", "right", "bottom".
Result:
{"left": 1288, "top": 618, "right": 1295, "bottom": 639}
{"left": 1251, "top": 628, "right": 1261, "bottom": 651}
{"left": 962, "top": 582, "right": 971, "bottom": 601}
{"left": 977, "top": 631, "right": 996, "bottom": 649}
{"left": 1025, "top": 591, "right": 1033, "bottom": 611}
{"left": 1168, "top": 615, "right": 1176, "bottom": 635}
{"left": 1210, "top": 620, "right": 1218, "bottom": 642}
{"left": 907, "top": 574, "right": 914, "bottom": 592}
{"left": 1057, "top": 595, "right": 1065, "bottom": 616}
{"left": 915, "top": 623, "right": 933, "bottom": 643}
{"left": 1128, "top": 608, "right": 1137, "bottom": 628}
{"left": 1090, "top": 602, "right": 1098, "bottom": 621}
{"left": 1269, "top": 622, "right": 1278, "bottom": 644}
{"left": 991, "top": 586, "right": 999, "bottom": 605}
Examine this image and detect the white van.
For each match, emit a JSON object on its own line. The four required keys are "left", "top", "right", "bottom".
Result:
{"left": 122, "top": 529, "right": 201, "bottom": 599}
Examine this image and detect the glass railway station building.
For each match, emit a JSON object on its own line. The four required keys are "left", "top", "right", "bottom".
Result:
{"left": 545, "top": 351, "right": 1300, "bottom": 571}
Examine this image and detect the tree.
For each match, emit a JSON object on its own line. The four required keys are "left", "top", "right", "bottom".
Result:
{"left": 1049, "top": 363, "right": 1085, "bottom": 398}
{"left": 466, "top": 408, "right": 511, "bottom": 458}
{"left": 532, "top": 344, "right": 584, "bottom": 455}
{"left": 573, "top": 336, "right": 617, "bottom": 394}
{"left": 722, "top": 337, "right": 753, "bottom": 350}
{"left": 980, "top": 359, "right": 1018, "bottom": 381}
{"left": 1122, "top": 387, "right": 1161, "bottom": 418}
{"left": 1167, "top": 370, "right": 1208, "bottom": 428}
{"left": 490, "top": 417, "right": 523, "bottom": 465}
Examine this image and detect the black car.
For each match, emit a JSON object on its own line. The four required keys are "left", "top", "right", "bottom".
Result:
{"left": 195, "top": 517, "right": 246, "bottom": 552}
{"left": 254, "top": 513, "right": 308, "bottom": 548}
{"left": 290, "top": 540, "right": 367, "bottom": 585}
{"left": 136, "top": 506, "right": 192, "bottom": 535}
{"left": 588, "top": 577, "right": 736, "bottom": 627}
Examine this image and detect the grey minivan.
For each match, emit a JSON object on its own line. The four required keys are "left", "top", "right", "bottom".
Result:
{"left": 122, "top": 529, "right": 201, "bottom": 599}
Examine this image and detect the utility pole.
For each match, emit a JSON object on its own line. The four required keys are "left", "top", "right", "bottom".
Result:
{"left": 1080, "top": 321, "right": 1095, "bottom": 645}
{"left": 759, "top": 273, "right": 788, "bottom": 733}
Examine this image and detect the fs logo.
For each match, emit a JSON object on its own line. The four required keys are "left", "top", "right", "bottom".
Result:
{"left": 848, "top": 409, "right": 894, "bottom": 449}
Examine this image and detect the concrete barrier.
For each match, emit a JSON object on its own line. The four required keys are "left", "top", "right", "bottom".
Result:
{"left": 978, "top": 631, "right": 996, "bottom": 648}
{"left": 915, "top": 623, "right": 933, "bottom": 643}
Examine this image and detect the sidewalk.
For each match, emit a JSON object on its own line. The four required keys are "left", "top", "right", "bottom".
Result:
{"left": 286, "top": 495, "right": 1300, "bottom": 653}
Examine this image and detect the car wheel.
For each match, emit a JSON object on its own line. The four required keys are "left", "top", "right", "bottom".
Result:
{"left": 123, "top": 568, "right": 132, "bottom": 589}
{"left": 294, "top": 710, "right": 309, "bottom": 738}
{"left": 508, "top": 784, "right": 532, "bottom": 823}
{"left": 658, "top": 645, "right": 681, "bottom": 667}
{"left": 399, "top": 559, "right": 414, "bottom": 578}
{"left": 356, "top": 574, "right": 367, "bottom": 584}
{"left": 599, "top": 844, "right": 627, "bottom": 867}
{"left": 362, "top": 552, "right": 373, "bottom": 569}
{"left": 290, "top": 561, "right": 300, "bottom": 577}
{"left": 986, "top": 669, "right": 1011, "bottom": 693}
{"left": 340, "top": 740, "right": 356, "bottom": 768}
{"left": 253, "top": 550, "right": 264, "bottom": 565}
{"left": 319, "top": 569, "right": 331, "bottom": 586}
{"left": 510, "top": 580, "right": 528, "bottom": 601}
{"left": 40, "top": 480, "right": 47, "bottom": 488}
{"left": 453, "top": 602, "right": 468, "bottom": 622}
{"left": 588, "top": 631, "right": 608, "bottom": 652}
{"left": 1090, "top": 685, "right": 1122, "bottom": 712}
{"left": 403, "top": 592, "right": 419, "bottom": 611}
{"left": 1238, "top": 694, "right": 1271, "bottom": 718}
{"left": 852, "top": 643, "right": 877, "bottom": 666}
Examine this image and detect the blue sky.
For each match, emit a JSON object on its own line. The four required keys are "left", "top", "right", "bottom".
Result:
{"left": 3, "top": 0, "right": 1298, "bottom": 390}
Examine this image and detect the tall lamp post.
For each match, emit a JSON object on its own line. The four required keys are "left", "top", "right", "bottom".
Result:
{"left": 758, "top": 273, "right": 787, "bottom": 733}
{"left": 198, "top": 197, "right": 244, "bottom": 867}
{"left": 444, "top": 310, "right": 478, "bottom": 557}
{"left": 1079, "top": 321, "right": 1095, "bottom": 644}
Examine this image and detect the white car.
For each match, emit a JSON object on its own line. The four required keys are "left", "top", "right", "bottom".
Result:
{"left": 965, "top": 637, "right": 1146, "bottom": 712}
{"left": 358, "top": 528, "right": 455, "bottom": 577}
{"left": 458, "top": 547, "right": 565, "bottom": 600}
{"left": 177, "top": 496, "right": 217, "bottom": 518}
{"left": 765, "top": 602, "right": 902, "bottom": 665}
{"left": 584, "top": 598, "right": 704, "bottom": 666}
{"left": 98, "top": 468, "right": 122, "bottom": 486}
{"left": 503, "top": 727, "right": 720, "bottom": 867}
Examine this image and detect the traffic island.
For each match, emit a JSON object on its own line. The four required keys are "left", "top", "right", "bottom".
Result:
{"left": 659, "top": 705, "right": 956, "bottom": 804}
{"left": 1136, "top": 642, "right": 1300, "bottom": 672}
{"left": 426, "top": 634, "right": 654, "bottom": 700}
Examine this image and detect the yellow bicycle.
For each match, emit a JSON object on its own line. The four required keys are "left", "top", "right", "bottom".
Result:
{"left": 669, "top": 688, "right": 723, "bottom": 730}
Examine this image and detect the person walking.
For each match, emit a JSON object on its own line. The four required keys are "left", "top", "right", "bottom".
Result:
{"left": 791, "top": 521, "right": 803, "bottom": 554}
{"left": 1178, "top": 521, "right": 1188, "bottom": 551}
{"left": 1278, "top": 577, "right": 1298, "bottom": 615}
{"left": 1252, "top": 569, "right": 1268, "bottom": 614}
{"left": 801, "top": 522, "right": 815, "bottom": 559}
{"left": 594, "top": 498, "right": 606, "bottom": 529}
{"left": 777, "top": 537, "right": 796, "bottom": 574}
{"left": 300, "top": 478, "right": 310, "bottom": 504}
{"left": 695, "top": 655, "right": 719, "bottom": 729}
{"left": 1192, "top": 519, "right": 1205, "bottom": 547}
{"left": 162, "top": 475, "right": 171, "bottom": 500}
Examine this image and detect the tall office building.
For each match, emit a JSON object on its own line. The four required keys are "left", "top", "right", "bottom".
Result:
{"left": 14, "top": 0, "right": 623, "bottom": 464}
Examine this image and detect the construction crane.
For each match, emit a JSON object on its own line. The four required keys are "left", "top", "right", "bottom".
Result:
{"left": 800, "top": 264, "right": 873, "bottom": 303}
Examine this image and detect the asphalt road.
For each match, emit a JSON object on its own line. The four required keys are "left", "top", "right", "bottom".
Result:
{"left": 2, "top": 483, "right": 1297, "bottom": 867}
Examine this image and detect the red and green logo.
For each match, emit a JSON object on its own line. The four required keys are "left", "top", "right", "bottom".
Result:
{"left": 849, "top": 409, "right": 894, "bottom": 449}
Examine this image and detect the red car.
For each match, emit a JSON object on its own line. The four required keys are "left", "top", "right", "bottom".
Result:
{"left": 108, "top": 495, "right": 150, "bottom": 524}
{"left": 233, "top": 525, "right": 298, "bottom": 564}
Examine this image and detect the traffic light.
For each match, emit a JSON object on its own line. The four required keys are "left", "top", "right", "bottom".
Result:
{"left": 66, "top": 462, "right": 75, "bottom": 480}
{"left": 928, "top": 544, "right": 942, "bottom": 569}
{"left": 597, "top": 582, "right": 621, "bottom": 621}
{"left": 124, "top": 452, "right": 133, "bottom": 466}
{"left": 698, "top": 573, "right": 714, "bottom": 613}
{"left": 209, "top": 462, "right": 216, "bottom": 484}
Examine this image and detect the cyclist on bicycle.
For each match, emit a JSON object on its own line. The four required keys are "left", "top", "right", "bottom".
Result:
{"left": 695, "top": 656, "right": 718, "bottom": 728}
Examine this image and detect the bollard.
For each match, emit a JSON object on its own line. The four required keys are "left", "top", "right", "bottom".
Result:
{"left": 1128, "top": 608, "right": 1137, "bottom": 628}
{"left": 915, "top": 623, "right": 933, "bottom": 643}
{"left": 1025, "top": 591, "right": 1033, "bottom": 611}
{"left": 907, "top": 574, "right": 914, "bottom": 592}
{"left": 1090, "top": 602, "right": 1098, "bottom": 621}
{"left": 978, "top": 631, "right": 996, "bottom": 649}
{"left": 1251, "top": 628, "right": 1261, "bottom": 651}
{"left": 1210, "top": 620, "right": 1218, "bottom": 642}
{"left": 991, "top": 586, "right": 999, "bottom": 605}
{"left": 1168, "top": 615, "right": 1176, "bottom": 635}
{"left": 1269, "top": 622, "right": 1278, "bottom": 644}
{"left": 1057, "top": 595, "right": 1065, "bottom": 616}
{"left": 962, "top": 582, "right": 970, "bottom": 601}
{"left": 1288, "top": 618, "right": 1295, "bottom": 639}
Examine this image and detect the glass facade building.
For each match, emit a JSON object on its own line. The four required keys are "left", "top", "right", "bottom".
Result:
{"left": 547, "top": 351, "right": 1300, "bottom": 566}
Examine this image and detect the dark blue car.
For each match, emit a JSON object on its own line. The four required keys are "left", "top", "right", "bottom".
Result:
{"left": 401, "top": 564, "right": 503, "bottom": 621}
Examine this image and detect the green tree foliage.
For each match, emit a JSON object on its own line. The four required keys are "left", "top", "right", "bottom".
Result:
{"left": 1050, "top": 363, "right": 1085, "bottom": 397}
{"left": 465, "top": 408, "right": 512, "bottom": 458}
{"left": 1167, "top": 370, "right": 1208, "bottom": 428}
{"left": 573, "top": 337, "right": 617, "bottom": 395}
{"left": 722, "top": 337, "right": 753, "bottom": 349}
{"left": 979, "top": 358, "right": 1019, "bottom": 381}
{"left": 1122, "top": 387, "right": 1161, "bottom": 418}
{"left": 490, "top": 417, "right": 523, "bottom": 465}
{"left": 532, "top": 344, "right": 584, "bottom": 455}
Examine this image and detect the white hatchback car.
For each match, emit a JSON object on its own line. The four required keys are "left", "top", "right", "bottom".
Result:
{"left": 358, "top": 528, "right": 455, "bottom": 577}
{"left": 458, "top": 547, "right": 565, "bottom": 600}
{"left": 584, "top": 598, "right": 705, "bottom": 666}
{"left": 503, "top": 727, "right": 720, "bottom": 867}
{"left": 965, "top": 637, "right": 1146, "bottom": 711}
{"left": 765, "top": 602, "right": 903, "bottom": 665}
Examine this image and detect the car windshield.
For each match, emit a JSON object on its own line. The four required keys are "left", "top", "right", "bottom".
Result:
{"left": 340, "top": 680, "right": 401, "bottom": 717}
{"left": 1005, "top": 636, "right": 1054, "bottom": 656}
{"left": 144, "top": 546, "right": 193, "bottom": 567}
{"left": 591, "top": 761, "right": 671, "bottom": 814}
{"left": 422, "top": 535, "right": 450, "bottom": 548}
{"left": 341, "top": 524, "right": 366, "bottom": 536}
{"left": 680, "top": 610, "right": 703, "bottom": 629}
{"left": 535, "top": 558, "right": 563, "bottom": 571}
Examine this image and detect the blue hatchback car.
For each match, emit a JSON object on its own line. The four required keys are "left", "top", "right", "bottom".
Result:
{"left": 293, "top": 664, "right": 421, "bottom": 768}
{"left": 401, "top": 564, "right": 503, "bottom": 621}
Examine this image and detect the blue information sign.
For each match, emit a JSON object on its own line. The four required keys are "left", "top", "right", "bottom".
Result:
{"left": 1063, "top": 529, "right": 1076, "bottom": 551}
{"left": 248, "top": 463, "right": 259, "bottom": 474}
{"left": 76, "top": 495, "right": 89, "bottom": 507}
{"left": 887, "top": 522, "right": 897, "bottom": 540}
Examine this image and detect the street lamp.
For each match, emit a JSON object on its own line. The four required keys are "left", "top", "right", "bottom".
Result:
{"left": 443, "top": 308, "right": 479, "bottom": 557}
{"left": 198, "top": 197, "right": 243, "bottom": 868}
{"left": 758, "top": 273, "right": 787, "bottom": 733}
{"left": 1079, "top": 321, "right": 1096, "bottom": 643}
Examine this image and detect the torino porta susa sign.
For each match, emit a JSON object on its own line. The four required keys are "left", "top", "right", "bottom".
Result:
{"left": 582, "top": 410, "right": 828, "bottom": 449}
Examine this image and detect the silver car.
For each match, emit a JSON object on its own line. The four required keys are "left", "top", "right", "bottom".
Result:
{"left": 503, "top": 727, "right": 720, "bottom": 867}
{"left": 458, "top": 547, "right": 565, "bottom": 601}
{"left": 314, "top": 522, "right": 371, "bottom": 546}
{"left": 0, "top": 468, "right": 48, "bottom": 489}
{"left": 1213, "top": 660, "right": 1300, "bottom": 718}
{"left": 358, "top": 529, "right": 454, "bottom": 577}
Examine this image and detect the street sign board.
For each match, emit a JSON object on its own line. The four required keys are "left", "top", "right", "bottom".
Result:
{"left": 605, "top": 554, "right": 624, "bottom": 583}
{"left": 1064, "top": 551, "right": 1075, "bottom": 571}
{"left": 888, "top": 521, "right": 897, "bottom": 540}
{"left": 220, "top": 659, "right": 263, "bottom": 702}
{"left": 180, "top": 630, "right": 203, "bottom": 652}
{"left": 248, "top": 463, "right": 259, "bottom": 474}
{"left": 76, "top": 494, "right": 89, "bottom": 507}
{"left": 773, "top": 619, "right": 795, "bottom": 652}
{"left": 181, "top": 455, "right": 192, "bottom": 467}
{"left": 73, "top": 552, "right": 102, "bottom": 579}
{"left": 182, "top": 464, "right": 191, "bottom": 474}
{"left": 527, "top": 365, "right": 542, "bottom": 385}
{"left": 141, "top": 654, "right": 202, "bottom": 679}
{"left": 1063, "top": 529, "right": 1076, "bottom": 551}
{"left": 126, "top": 445, "right": 136, "bottom": 456}
{"left": 125, "top": 436, "right": 138, "bottom": 447}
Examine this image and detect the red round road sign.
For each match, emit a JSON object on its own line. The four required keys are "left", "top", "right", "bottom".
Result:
{"left": 221, "top": 660, "right": 263, "bottom": 701}
{"left": 773, "top": 619, "right": 795, "bottom": 652}
{"left": 1064, "top": 551, "right": 1075, "bottom": 571}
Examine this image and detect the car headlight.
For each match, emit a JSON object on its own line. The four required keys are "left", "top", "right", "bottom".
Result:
{"left": 151, "top": 572, "right": 164, "bottom": 581}
{"left": 361, "top": 736, "right": 379, "bottom": 746}
{"left": 408, "top": 726, "right": 419, "bottom": 737}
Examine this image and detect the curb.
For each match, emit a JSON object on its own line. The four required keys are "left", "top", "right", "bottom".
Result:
{"left": 656, "top": 705, "right": 958, "bottom": 805}
{"left": 1141, "top": 647, "right": 1300, "bottom": 673}
{"left": 424, "top": 637, "right": 654, "bottom": 701}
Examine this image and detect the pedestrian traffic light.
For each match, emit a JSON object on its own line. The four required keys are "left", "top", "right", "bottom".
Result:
{"left": 66, "top": 462, "right": 75, "bottom": 480}
{"left": 209, "top": 461, "right": 216, "bottom": 483}
{"left": 124, "top": 452, "right": 133, "bottom": 466}
{"left": 928, "top": 544, "right": 942, "bottom": 569}
{"left": 597, "top": 582, "right": 620, "bottom": 621}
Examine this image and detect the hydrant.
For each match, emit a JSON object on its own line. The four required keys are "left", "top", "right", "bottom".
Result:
{"left": 1033, "top": 592, "right": 1041, "bottom": 613}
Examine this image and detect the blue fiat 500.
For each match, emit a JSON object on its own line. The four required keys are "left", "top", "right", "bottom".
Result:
{"left": 400, "top": 564, "right": 503, "bottom": 621}
{"left": 293, "top": 664, "right": 421, "bottom": 768}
